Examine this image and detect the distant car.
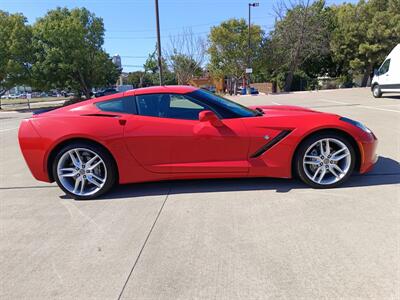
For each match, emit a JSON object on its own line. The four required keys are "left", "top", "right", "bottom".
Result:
{"left": 39, "top": 92, "right": 48, "bottom": 98}
{"left": 19, "top": 85, "right": 378, "bottom": 200}
{"left": 62, "top": 92, "right": 75, "bottom": 97}
{"left": 95, "top": 88, "right": 118, "bottom": 98}
{"left": 116, "top": 85, "right": 134, "bottom": 93}
{"left": 371, "top": 43, "right": 400, "bottom": 98}
{"left": 201, "top": 86, "right": 216, "bottom": 93}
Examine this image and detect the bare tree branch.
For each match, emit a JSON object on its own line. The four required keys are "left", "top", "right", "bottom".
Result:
{"left": 165, "top": 28, "right": 207, "bottom": 84}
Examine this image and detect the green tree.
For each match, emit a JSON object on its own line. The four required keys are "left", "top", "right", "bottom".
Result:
{"left": 126, "top": 71, "right": 153, "bottom": 88}
{"left": 268, "top": 0, "right": 334, "bottom": 91}
{"left": 331, "top": 0, "right": 400, "bottom": 86}
{"left": 0, "top": 11, "right": 32, "bottom": 97}
{"left": 166, "top": 29, "right": 205, "bottom": 84}
{"left": 169, "top": 53, "right": 202, "bottom": 84}
{"left": 31, "top": 7, "right": 120, "bottom": 99}
{"left": 143, "top": 51, "right": 160, "bottom": 75}
{"left": 208, "top": 19, "right": 263, "bottom": 90}
{"left": 143, "top": 50, "right": 176, "bottom": 86}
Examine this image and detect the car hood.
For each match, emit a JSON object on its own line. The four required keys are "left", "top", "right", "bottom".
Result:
{"left": 247, "top": 105, "right": 338, "bottom": 117}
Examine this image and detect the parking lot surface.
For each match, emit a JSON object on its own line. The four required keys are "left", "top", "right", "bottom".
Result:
{"left": 1, "top": 88, "right": 399, "bottom": 299}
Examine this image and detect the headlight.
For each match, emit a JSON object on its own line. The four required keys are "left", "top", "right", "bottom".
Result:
{"left": 340, "top": 117, "right": 372, "bottom": 134}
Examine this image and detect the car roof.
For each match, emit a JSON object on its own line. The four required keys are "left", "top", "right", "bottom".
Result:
{"left": 124, "top": 85, "right": 198, "bottom": 96}
{"left": 57, "top": 85, "right": 200, "bottom": 112}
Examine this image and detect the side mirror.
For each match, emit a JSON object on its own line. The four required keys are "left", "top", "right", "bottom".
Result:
{"left": 374, "top": 68, "right": 379, "bottom": 76}
{"left": 199, "top": 110, "right": 223, "bottom": 127}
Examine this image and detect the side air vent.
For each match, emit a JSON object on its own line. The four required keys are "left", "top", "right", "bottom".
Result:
{"left": 250, "top": 130, "right": 292, "bottom": 158}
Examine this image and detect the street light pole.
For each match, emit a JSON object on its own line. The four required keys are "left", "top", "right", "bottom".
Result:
{"left": 155, "top": 0, "right": 163, "bottom": 85}
{"left": 248, "top": 3, "right": 251, "bottom": 71}
{"left": 247, "top": 2, "right": 259, "bottom": 92}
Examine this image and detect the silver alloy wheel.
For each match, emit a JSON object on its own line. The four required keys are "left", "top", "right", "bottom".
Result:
{"left": 57, "top": 148, "right": 107, "bottom": 196}
{"left": 302, "top": 138, "right": 351, "bottom": 185}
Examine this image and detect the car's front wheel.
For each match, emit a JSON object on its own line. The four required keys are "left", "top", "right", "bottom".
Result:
{"left": 295, "top": 133, "right": 355, "bottom": 188}
{"left": 52, "top": 142, "right": 117, "bottom": 199}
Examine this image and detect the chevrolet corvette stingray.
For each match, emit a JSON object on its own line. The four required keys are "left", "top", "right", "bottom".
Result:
{"left": 18, "top": 86, "right": 378, "bottom": 199}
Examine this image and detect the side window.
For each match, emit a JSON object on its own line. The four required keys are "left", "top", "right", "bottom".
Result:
{"left": 136, "top": 94, "right": 166, "bottom": 118}
{"left": 96, "top": 96, "right": 136, "bottom": 114}
{"left": 379, "top": 59, "right": 390, "bottom": 75}
{"left": 136, "top": 93, "right": 208, "bottom": 120}
{"left": 170, "top": 94, "right": 204, "bottom": 109}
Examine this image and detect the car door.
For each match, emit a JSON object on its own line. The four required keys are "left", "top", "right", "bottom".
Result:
{"left": 167, "top": 93, "right": 250, "bottom": 173}
{"left": 122, "top": 93, "right": 175, "bottom": 173}
{"left": 123, "top": 93, "right": 250, "bottom": 174}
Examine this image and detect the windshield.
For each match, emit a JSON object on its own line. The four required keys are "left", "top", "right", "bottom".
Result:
{"left": 188, "top": 89, "right": 258, "bottom": 118}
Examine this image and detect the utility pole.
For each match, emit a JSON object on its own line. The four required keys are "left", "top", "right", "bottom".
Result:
{"left": 155, "top": 0, "right": 163, "bottom": 85}
{"left": 247, "top": 2, "right": 259, "bottom": 93}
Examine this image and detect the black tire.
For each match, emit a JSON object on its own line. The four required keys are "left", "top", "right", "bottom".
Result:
{"left": 372, "top": 84, "right": 382, "bottom": 98}
{"left": 295, "top": 132, "right": 356, "bottom": 188}
{"left": 52, "top": 141, "right": 117, "bottom": 200}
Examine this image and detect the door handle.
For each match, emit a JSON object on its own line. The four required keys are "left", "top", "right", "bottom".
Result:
{"left": 119, "top": 119, "right": 127, "bottom": 126}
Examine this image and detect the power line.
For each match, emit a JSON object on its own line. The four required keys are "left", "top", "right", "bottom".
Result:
{"left": 106, "top": 16, "right": 271, "bottom": 33}
{"left": 122, "top": 64, "right": 144, "bottom": 68}
{"left": 107, "top": 21, "right": 223, "bottom": 33}
{"left": 120, "top": 55, "right": 148, "bottom": 58}
{"left": 105, "top": 22, "right": 273, "bottom": 40}
{"left": 105, "top": 31, "right": 209, "bottom": 40}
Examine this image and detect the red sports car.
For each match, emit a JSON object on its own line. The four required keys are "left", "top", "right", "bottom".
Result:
{"left": 18, "top": 86, "right": 378, "bottom": 199}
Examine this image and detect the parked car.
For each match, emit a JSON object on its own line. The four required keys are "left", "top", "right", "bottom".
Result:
{"left": 30, "top": 92, "right": 40, "bottom": 98}
{"left": 95, "top": 88, "right": 118, "bottom": 98}
{"left": 19, "top": 85, "right": 378, "bottom": 200}
{"left": 201, "top": 86, "right": 216, "bottom": 93}
{"left": 371, "top": 43, "right": 400, "bottom": 98}
{"left": 237, "top": 87, "right": 259, "bottom": 95}
{"left": 116, "top": 85, "right": 134, "bottom": 93}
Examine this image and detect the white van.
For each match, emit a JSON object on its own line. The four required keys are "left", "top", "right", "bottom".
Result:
{"left": 371, "top": 44, "right": 400, "bottom": 98}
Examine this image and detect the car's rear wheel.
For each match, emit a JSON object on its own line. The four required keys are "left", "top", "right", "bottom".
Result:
{"left": 372, "top": 84, "right": 382, "bottom": 98}
{"left": 295, "top": 133, "right": 355, "bottom": 188}
{"left": 52, "top": 142, "right": 117, "bottom": 199}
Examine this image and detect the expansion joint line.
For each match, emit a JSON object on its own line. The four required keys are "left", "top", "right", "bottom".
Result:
{"left": 117, "top": 187, "right": 171, "bottom": 300}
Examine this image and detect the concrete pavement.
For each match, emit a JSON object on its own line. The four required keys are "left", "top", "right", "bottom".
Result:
{"left": 1, "top": 88, "right": 399, "bottom": 299}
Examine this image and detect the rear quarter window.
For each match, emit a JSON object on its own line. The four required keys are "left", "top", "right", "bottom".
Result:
{"left": 96, "top": 96, "right": 137, "bottom": 114}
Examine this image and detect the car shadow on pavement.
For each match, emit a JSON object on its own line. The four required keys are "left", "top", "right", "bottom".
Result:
{"left": 76, "top": 156, "right": 400, "bottom": 201}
